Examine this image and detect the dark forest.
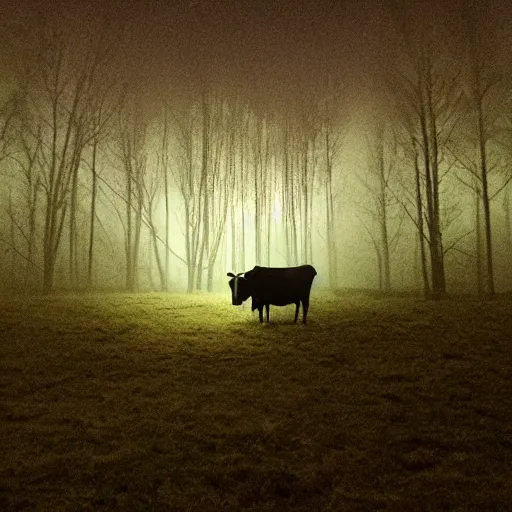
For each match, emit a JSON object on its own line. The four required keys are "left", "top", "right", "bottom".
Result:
{"left": 1, "top": 0, "right": 511, "bottom": 297}
{"left": 2, "top": 2, "right": 512, "bottom": 510}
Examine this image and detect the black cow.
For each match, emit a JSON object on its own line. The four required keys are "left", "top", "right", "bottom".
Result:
{"left": 227, "top": 265, "right": 317, "bottom": 324}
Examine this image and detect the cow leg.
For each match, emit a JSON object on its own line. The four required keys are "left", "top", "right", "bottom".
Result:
{"left": 259, "top": 307, "right": 264, "bottom": 323}
{"left": 293, "top": 302, "right": 300, "bottom": 323}
{"left": 265, "top": 304, "right": 270, "bottom": 323}
{"left": 302, "top": 298, "right": 310, "bottom": 324}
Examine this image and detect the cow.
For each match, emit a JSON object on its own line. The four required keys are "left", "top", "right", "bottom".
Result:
{"left": 227, "top": 265, "right": 317, "bottom": 324}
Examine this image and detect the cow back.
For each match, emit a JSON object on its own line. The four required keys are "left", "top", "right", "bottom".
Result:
{"left": 245, "top": 265, "right": 316, "bottom": 306}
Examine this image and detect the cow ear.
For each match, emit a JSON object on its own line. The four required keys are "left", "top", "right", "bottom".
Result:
{"left": 227, "top": 272, "right": 235, "bottom": 278}
{"left": 236, "top": 272, "right": 244, "bottom": 277}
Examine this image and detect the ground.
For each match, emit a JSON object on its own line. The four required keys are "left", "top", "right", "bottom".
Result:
{"left": 0, "top": 291, "right": 511, "bottom": 511}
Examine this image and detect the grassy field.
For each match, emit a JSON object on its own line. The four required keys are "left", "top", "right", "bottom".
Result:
{"left": 1, "top": 291, "right": 511, "bottom": 511}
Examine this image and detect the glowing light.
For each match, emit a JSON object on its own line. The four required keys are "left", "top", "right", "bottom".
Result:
{"left": 272, "top": 197, "right": 282, "bottom": 221}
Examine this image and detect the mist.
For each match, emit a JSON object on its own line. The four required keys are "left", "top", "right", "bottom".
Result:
{"left": 3, "top": 3, "right": 512, "bottom": 509}
{"left": 1, "top": 0, "right": 512, "bottom": 297}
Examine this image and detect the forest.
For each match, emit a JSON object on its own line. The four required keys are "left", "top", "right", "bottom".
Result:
{"left": 0, "top": 0, "right": 511, "bottom": 298}
{"left": 2, "top": 2, "right": 512, "bottom": 510}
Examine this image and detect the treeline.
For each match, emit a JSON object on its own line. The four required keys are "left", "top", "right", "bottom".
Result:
{"left": 0, "top": 1, "right": 511, "bottom": 297}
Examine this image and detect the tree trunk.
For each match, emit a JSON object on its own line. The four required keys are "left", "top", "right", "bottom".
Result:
{"left": 162, "top": 111, "right": 170, "bottom": 292}
{"left": 414, "top": 148, "right": 431, "bottom": 299}
{"left": 87, "top": 140, "right": 98, "bottom": 288}
{"left": 69, "top": 158, "right": 79, "bottom": 288}
{"left": 125, "top": 158, "right": 133, "bottom": 291}
{"left": 504, "top": 185, "right": 512, "bottom": 256}
{"left": 325, "top": 130, "right": 337, "bottom": 288}
{"left": 477, "top": 102, "right": 495, "bottom": 298}
{"left": 254, "top": 138, "right": 261, "bottom": 265}
{"left": 378, "top": 142, "right": 391, "bottom": 292}
{"left": 475, "top": 186, "right": 484, "bottom": 296}
{"left": 150, "top": 220, "right": 165, "bottom": 291}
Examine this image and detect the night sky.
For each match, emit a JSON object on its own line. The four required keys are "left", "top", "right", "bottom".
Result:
{"left": 1, "top": 0, "right": 511, "bottom": 114}
{"left": 1, "top": 0, "right": 388, "bottom": 108}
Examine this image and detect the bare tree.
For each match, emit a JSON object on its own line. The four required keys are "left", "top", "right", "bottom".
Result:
{"left": 251, "top": 114, "right": 267, "bottom": 265}
{"left": 390, "top": 3, "right": 463, "bottom": 298}
{"left": 358, "top": 123, "right": 403, "bottom": 292}
{"left": 23, "top": 26, "right": 104, "bottom": 293}
{"left": 82, "top": 50, "right": 120, "bottom": 289}
{"left": 320, "top": 99, "right": 342, "bottom": 288}
{"left": 233, "top": 101, "right": 249, "bottom": 273}
{"left": 297, "top": 104, "right": 318, "bottom": 265}
{"left": 116, "top": 99, "right": 147, "bottom": 292}
{"left": 85, "top": 97, "right": 117, "bottom": 289}
{"left": 173, "top": 101, "right": 201, "bottom": 292}
{"left": 264, "top": 118, "right": 277, "bottom": 266}
{"left": 13, "top": 104, "right": 42, "bottom": 291}
{"left": 0, "top": 91, "right": 43, "bottom": 291}
{"left": 144, "top": 172, "right": 166, "bottom": 291}
{"left": 457, "top": 3, "right": 509, "bottom": 297}
{"left": 282, "top": 115, "right": 300, "bottom": 266}
{"left": 204, "top": 98, "right": 234, "bottom": 291}
{"left": 158, "top": 106, "right": 172, "bottom": 291}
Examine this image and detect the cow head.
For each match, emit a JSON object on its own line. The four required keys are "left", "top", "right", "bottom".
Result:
{"left": 227, "top": 272, "right": 251, "bottom": 305}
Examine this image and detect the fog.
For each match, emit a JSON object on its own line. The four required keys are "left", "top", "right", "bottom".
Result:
{"left": 1, "top": 0, "right": 512, "bottom": 296}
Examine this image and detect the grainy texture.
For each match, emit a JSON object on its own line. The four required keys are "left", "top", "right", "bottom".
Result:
{"left": 0, "top": 292, "right": 511, "bottom": 511}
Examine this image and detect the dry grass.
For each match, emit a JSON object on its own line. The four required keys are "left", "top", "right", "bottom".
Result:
{"left": 1, "top": 291, "right": 511, "bottom": 511}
